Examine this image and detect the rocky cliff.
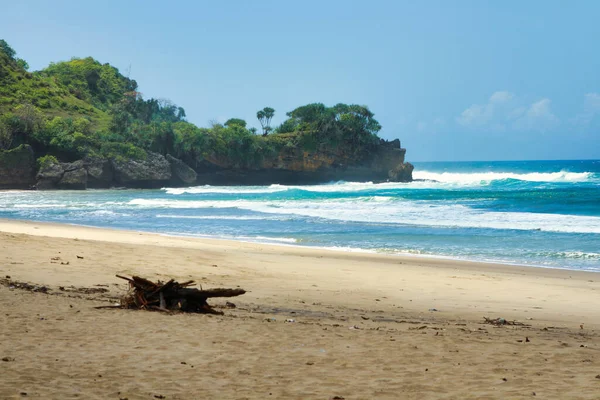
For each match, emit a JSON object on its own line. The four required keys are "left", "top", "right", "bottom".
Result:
{"left": 1, "top": 139, "right": 412, "bottom": 190}
{"left": 196, "top": 138, "right": 413, "bottom": 185}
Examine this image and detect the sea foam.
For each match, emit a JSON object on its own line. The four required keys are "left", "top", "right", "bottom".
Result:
{"left": 413, "top": 170, "right": 595, "bottom": 184}
{"left": 128, "top": 197, "right": 600, "bottom": 234}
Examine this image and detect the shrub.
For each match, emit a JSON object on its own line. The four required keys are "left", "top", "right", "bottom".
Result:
{"left": 37, "top": 154, "right": 59, "bottom": 169}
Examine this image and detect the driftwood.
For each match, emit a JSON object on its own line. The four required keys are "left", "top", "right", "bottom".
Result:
{"left": 483, "top": 317, "right": 528, "bottom": 326}
{"left": 112, "top": 275, "right": 246, "bottom": 314}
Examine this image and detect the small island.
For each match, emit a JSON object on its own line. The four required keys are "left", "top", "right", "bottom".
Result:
{"left": 0, "top": 40, "right": 413, "bottom": 190}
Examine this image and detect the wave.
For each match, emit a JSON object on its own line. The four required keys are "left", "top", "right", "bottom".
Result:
{"left": 128, "top": 197, "right": 600, "bottom": 234}
{"left": 155, "top": 214, "right": 286, "bottom": 221}
{"left": 162, "top": 170, "right": 597, "bottom": 196}
{"left": 163, "top": 182, "right": 417, "bottom": 195}
{"left": 164, "top": 185, "right": 289, "bottom": 195}
{"left": 413, "top": 170, "right": 595, "bottom": 184}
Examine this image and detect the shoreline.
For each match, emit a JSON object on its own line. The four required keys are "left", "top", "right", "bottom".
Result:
{"left": 1, "top": 217, "right": 598, "bottom": 276}
{"left": 1, "top": 217, "right": 598, "bottom": 278}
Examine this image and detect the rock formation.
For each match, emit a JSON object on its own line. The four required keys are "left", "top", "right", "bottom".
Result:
{"left": 36, "top": 159, "right": 88, "bottom": 190}
{"left": 194, "top": 138, "right": 412, "bottom": 185}
{"left": 4, "top": 139, "right": 413, "bottom": 190}
{"left": 166, "top": 154, "right": 197, "bottom": 185}
{"left": 0, "top": 145, "right": 36, "bottom": 189}
{"left": 111, "top": 152, "right": 172, "bottom": 188}
{"left": 86, "top": 159, "right": 113, "bottom": 188}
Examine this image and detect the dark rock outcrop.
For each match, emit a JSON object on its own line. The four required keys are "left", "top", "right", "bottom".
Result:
{"left": 58, "top": 161, "right": 87, "bottom": 190}
{"left": 388, "top": 162, "right": 414, "bottom": 182}
{"left": 166, "top": 154, "right": 197, "bottom": 185}
{"left": 111, "top": 152, "right": 171, "bottom": 188}
{"left": 5, "top": 139, "right": 413, "bottom": 190}
{"left": 0, "top": 145, "right": 36, "bottom": 189}
{"left": 36, "top": 152, "right": 173, "bottom": 190}
{"left": 35, "top": 158, "right": 65, "bottom": 190}
{"left": 36, "top": 159, "right": 88, "bottom": 190}
{"left": 86, "top": 158, "right": 113, "bottom": 188}
{"left": 194, "top": 139, "right": 412, "bottom": 185}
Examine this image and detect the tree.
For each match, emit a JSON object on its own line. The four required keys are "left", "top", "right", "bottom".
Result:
{"left": 0, "top": 40, "right": 29, "bottom": 70}
{"left": 13, "top": 104, "right": 45, "bottom": 144}
{"left": 224, "top": 118, "right": 247, "bottom": 128}
{"left": 0, "top": 40, "right": 16, "bottom": 60}
{"left": 257, "top": 107, "right": 275, "bottom": 136}
{"left": 43, "top": 116, "right": 95, "bottom": 160}
{"left": 177, "top": 107, "right": 186, "bottom": 121}
{"left": 287, "top": 103, "right": 327, "bottom": 124}
{"left": 15, "top": 58, "right": 28, "bottom": 70}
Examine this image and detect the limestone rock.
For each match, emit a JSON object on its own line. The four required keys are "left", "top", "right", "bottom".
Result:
{"left": 86, "top": 158, "right": 113, "bottom": 188}
{"left": 112, "top": 151, "right": 171, "bottom": 188}
{"left": 388, "top": 162, "right": 414, "bottom": 182}
{"left": 0, "top": 145, "right": 36, "bottom": 189}
{"left": 166, "top": 154, "right": 197, "bottom": 185}
{"left": 58, "top": 161, "right": 87, "bottom": 190}
{"left": 36, "top": 158, "right": 64, "bottom": 190}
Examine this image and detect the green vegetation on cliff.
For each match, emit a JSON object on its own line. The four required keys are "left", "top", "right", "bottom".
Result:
{"left": 0, "top": 40, "right": 387, "bottom": 171}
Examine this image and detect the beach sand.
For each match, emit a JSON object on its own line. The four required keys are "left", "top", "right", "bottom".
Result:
{"left": 0, "top": 219, "right": 599, "bottom": 399}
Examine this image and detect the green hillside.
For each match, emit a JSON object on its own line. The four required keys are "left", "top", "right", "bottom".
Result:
{"left": 0, "top": 39, "right": 384, "bottom": 169}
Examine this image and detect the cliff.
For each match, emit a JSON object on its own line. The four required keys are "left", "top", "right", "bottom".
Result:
{"left": 196, "top": 138, "right": 413, "bottom": 185}
{"left": 28, "top": 139, "right": 412, "bottom": 190}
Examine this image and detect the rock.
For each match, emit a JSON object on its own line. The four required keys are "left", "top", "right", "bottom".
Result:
{"left": 58, "top": 160, "right": 87, "bottom": 190}
{"left": 2, "top": 137, "right": 414, "bottom": 189}
{"left": 380, "top": 138, "right": 401, "bottom": 149}
{"left": 388, "top": 162, "right": 414, "bottom": 182}
{"left": 111, "top": 151, "right": 171, "bottom": 188}
{"left": 36, "top": 158, "right": 64, "bottom": 190}
{"left": 166, "top": 154, "right": 197, "bottom": 185}
{"left": 37, "top": 159, "right": 89, "bottom": 190}
{"left": 85, "top": 158, "right": 113, "bottom": 188}
{"left": 0, "top": 145, "right": 36, "bottom": 189}
{"left": 62, "top": 160, "right": 85, "bottom": 172}
{"left": 196, "top": 138, "right": 414, "bottom": 185}
{"left": 59, "top": 168, "right": 87, "bottom": 190}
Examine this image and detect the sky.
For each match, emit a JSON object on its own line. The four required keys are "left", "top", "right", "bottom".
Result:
{"left": 2, "top": 0, "right": 599, "bottom": 161}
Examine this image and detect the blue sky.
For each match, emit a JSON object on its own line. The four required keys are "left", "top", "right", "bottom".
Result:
{"left": 2, "top": 0, "right": 599, "bottom": 161}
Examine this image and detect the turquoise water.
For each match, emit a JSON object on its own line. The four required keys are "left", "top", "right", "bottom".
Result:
{"left": 1, "top": 160, "right": 599, "bottom": 271}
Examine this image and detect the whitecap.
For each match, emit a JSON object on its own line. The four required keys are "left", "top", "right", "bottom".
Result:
{"left": 127, "top": 197, "right": 600, "bottom": 234}
{"left": 413, "top": 170, "right": 595, "bottom": 185}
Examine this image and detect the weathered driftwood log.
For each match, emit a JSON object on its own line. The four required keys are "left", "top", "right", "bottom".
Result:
{"left": 113, "top": 275, "right": 246, "bottom": 314}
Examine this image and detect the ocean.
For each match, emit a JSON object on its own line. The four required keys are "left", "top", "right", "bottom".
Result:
{"left": 1, "top": 160, "right": 599, "bottom": 272}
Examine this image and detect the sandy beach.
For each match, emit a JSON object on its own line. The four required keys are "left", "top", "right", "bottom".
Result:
{"left": 0, "top": 219, "right": 599, "bottom": 399}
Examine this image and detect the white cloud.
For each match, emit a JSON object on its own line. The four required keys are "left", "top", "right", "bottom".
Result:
{"left": 456, "top": 91, "right": 514, "bottom": 126}
{"left": 457, "top": 91, "right": 559, "bottom": 132}
{"left": 514, "top": 98, "right": 559, "bottom": 131}
{"left": 457, "top": 104, "right": 491, "bottom": 126}
{"left": 489, "top": 91, "right": 514, "bottom": 104}
{"left": 508, "top": 106, "right": 526, "bottom": 120}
